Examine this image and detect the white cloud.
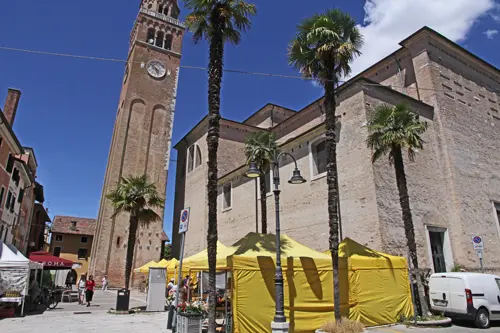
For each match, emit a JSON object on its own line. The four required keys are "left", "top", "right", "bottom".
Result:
{"left": 484, "top": 29, "right": 499, "bottom": 39}
{"left": 350, "top": 0, "right": 496, "bottom": 76}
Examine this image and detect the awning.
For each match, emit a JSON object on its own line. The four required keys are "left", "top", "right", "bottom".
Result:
{"left": 28, "top": 251, "right": 74, "bottom": 269}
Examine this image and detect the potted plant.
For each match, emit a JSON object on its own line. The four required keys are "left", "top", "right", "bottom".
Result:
{"left": 176, "top": 301, "right": 206, "bottom": 333}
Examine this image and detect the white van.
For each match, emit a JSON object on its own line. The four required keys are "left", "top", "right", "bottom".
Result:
{"left": 429, "top": 272, "right": 500, "bottom": 328}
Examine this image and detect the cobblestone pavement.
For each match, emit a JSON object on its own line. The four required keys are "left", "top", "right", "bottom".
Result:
{"left": 3, "top": 290, "right": 500, "bottom": 333}
{"left": 2, "top": 289, "right": 172, "bottom": 333}
{"left": 369, "top": 322, "right": 500, "bottom": 333}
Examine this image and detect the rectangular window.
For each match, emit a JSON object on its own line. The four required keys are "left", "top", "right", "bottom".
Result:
{"left": 223, "top": 183, "right": 232, "bottom": 210}
{"left": 77, "top": 248, "right": 88, "bottom": 260}
{"left": 55, "top": 234, "right": 63, "bottom": 242}
{"left": 10, "top": 195, "right": 15, "bottom": 212}
{"left": 0, "top": 136, "right": 3, "bottom": 147}
{"left": 18, "top": 188, "right": 24, "bottom": 203}
{"left": 81, "top": 236, "right": 88, "bottom": 243}
{"left": 265, "top": 170, "right": 271, "bottom": 195}
{"left": 53, "top": 247, "right": 61, "bottom": 257}
{"left": 12, "top": 168, "right": 20, "bottom": 186}
{"left": 5, "top": 191, "right": 11, "bottom": 209}
{"left": 0, "top": 187, "right": 5, "bottom": 207}
{"left": 312, "top": 139, "right": 327, "bottom": 176}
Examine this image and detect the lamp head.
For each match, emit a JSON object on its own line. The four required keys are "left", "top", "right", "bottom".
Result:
{"left": 288, "top": 168, "right": 306, "bottom": 184}
{"left": 245, "top": 161, "right": 262, "bottom": 178}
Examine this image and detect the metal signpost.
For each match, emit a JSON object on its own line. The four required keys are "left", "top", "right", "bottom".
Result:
{"left": 472, "top": 235, "right": 484, "bottom": 272}
{"left": 171, "top": 208, "right": 190, "bottom": 332}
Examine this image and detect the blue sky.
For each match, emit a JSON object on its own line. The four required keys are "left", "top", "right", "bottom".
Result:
{"left": 0, "top": 0, "right": 499, "bottom": 241}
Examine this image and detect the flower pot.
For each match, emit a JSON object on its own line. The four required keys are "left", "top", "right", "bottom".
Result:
{"left": 176, "top": 313, "right": 203, "bottom": 333}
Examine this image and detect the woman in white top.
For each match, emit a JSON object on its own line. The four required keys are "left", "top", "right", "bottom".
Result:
{"left": 77, "top": 274, "right": 87, "bottom": 305}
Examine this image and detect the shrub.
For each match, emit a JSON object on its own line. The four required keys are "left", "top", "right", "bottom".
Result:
{"left": 321, "top": 318, "right": 365, "bottom": 333}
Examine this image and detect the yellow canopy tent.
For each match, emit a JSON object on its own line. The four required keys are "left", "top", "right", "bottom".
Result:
{"left": 133, "top": 260, "right": 157, "bottom": 273}
{"left": 329, "top": 238, "right": 413, "bottom": 326}
{"left": 166, "top": 258, "right": 179, "bottom": 282}
{"left": 229, "top": 233, "right": 413, "bottom": 333}
{"left": 150, "top": 258, "right": 169, "bottom": 268}
{"left": 228, "top": 232, "right": 338, "bottom": 333}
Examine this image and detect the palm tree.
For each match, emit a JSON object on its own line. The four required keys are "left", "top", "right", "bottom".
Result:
{"left": 106, "top": 175, "right": 164, "bottom": 291}
{"left": 288, "top": 9, "right": 363, "bottom": 320}
{"left": 244, "top": 131, "right": 278, "bottom": 234}
{"left": 366, "top": 103, "right": 429, "bottom": 316}
{"left": 185, "top": 1, "right": 256, "bottom": 331}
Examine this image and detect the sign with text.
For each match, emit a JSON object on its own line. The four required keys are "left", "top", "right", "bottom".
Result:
{"left": 179, "top": 208, "right": 190, "bottom": 234}
{"left": 472, "top": 235, "right": 484, "bottom": 251}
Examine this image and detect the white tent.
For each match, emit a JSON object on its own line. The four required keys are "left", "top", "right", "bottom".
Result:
{"left": 0, "top": 241, "right": 42, "bottom": 315}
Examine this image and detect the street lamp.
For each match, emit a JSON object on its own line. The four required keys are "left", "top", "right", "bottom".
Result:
{"left": 245, "top": 147, "right": 305, "bottom": 332}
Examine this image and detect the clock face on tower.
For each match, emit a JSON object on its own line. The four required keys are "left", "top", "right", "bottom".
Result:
{"left": 147, "top": 60, "right": 166, "bottom": 78}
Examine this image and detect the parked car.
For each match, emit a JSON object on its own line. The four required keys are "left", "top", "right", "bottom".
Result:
{"left": 429, "top": 272, "right": 500, "bottom": 328}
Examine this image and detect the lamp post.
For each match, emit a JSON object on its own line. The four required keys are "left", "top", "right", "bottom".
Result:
{"left": 246, "top": 148, "right": 306, "bottom": 333}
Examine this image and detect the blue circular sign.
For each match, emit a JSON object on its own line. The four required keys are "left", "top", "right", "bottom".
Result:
{"left": 473, "top": 236, "right": 482, "bottom": 244}
{"left": 181, "top": 210, "right": 188, "bottom": 222}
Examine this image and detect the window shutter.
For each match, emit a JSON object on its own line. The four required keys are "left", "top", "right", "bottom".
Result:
{"left": 6, "top": 155, "right": 14, "bottom": 173}
{"left": 18, "top": 189, "right": 24, "bottom": 203}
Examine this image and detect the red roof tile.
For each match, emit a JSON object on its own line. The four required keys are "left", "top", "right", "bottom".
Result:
{"left": 51, "top": 216, "right": 96, "bottom": 236}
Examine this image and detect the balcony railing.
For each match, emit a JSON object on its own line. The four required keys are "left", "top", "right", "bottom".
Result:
{"left": 140, "top": 8, "right": 185, "bottom": 28}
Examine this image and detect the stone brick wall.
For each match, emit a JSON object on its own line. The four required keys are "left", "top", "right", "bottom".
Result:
{"left": 172, "top": 28, "right": 500, "bottom": 275}
{"left": 90, "top": 3, "right": 184, "bottom": 287}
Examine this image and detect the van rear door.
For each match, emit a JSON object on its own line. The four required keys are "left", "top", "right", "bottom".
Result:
{"left": 430, "top": 275, "right": 452, "bottom": 312}
{"left": 448, "top": 277, "right": 467, "bottom": 314}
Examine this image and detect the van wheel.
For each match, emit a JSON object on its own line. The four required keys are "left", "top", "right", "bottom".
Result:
{"left": 475, "top": 308, "right": 490, "bottom": 329}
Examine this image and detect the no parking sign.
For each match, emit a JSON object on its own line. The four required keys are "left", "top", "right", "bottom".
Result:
{"left": 179, "top": 208, "right": 190, "bottom": 234}
{"left": 472, "top": 235, "right": 484, "bottom": 251}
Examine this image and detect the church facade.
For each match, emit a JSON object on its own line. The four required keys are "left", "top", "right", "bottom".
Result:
{"left": 90, "top": 0, "right": 184, "bottom": 287}
{"left": 172, "top": 27, "right": 500, "bottom": 274}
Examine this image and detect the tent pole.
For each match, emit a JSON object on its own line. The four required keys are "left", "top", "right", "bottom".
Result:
{"left": 224, "top": 270, "right": 228, "bottom": 329}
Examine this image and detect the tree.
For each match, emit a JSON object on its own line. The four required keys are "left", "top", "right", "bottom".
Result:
{"left": 185, "top": 1, "right": 256, "bottom": 331}
{"left": 163, "top": 243, "right": 172, "bottom": 260}
{"left": 288, "top": 9, "right": 363, "bottom": 320}
{"left": 106, "top": 175, "right": 164, "bottom": 291}
{"left": 366, "top": 103, "right": 430, "bottom": 316}
{"left": 244, "top": 131, "right": 277, "bottom": 234}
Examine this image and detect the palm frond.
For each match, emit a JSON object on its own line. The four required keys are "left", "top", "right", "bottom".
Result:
{"left": 366, "top": 103, "right": 428, "bottom": 163}
{"left": 185, "top": 0, "right": 256, "bottom": 45}
{"left": 244, "top": 131, "right": 277, "bottom": 171}
{"left": 288, "top": 8, "right": 363, "bottom": 87}
{"left": 106, "top": 174, "right": 164, "bottom": 222}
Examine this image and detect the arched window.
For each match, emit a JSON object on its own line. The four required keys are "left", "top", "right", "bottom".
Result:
{"left": 164, "top": 34, "right": 173, "bottom": 50}
{"left": 195, "top": 145, "right": 202, "bottom": 168}
{"left": 187, "top": 145, "right": 195, "bottom": 173}
{"left": 171, "top": 9, "right": 179, "bottom": 19}
{"left": 164, "top": 6, "right": 169, "bottom": 15}
{"left": 146, "top": 28, "right": 155, "bottom": 44}
{"left": 158, "top": 5, "right": 163, "bottom": 13}
{"left": 310, "top": 137, "right": 327, "bottom": 177}
{"left": 155, "top": 31, "right": 164, "bottom": 48}
{"left": 187, "top": 144, "right": 202, "bottom": 174}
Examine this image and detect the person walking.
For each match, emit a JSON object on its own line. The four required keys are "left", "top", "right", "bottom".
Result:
{"left": 101, "top": 275, "right": 108, "bottom": 291}
{"left": 85, "top": 275, "right": 96, "bottom": 307}
{"left": 77, "top": 274, "right": 87, "bottom": 305}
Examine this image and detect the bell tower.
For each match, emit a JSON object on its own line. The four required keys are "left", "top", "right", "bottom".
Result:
{"left": 90, "top": 0, "right": 185, "bottom": 287}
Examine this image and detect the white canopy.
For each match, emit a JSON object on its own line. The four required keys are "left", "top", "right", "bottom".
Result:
{"left": 0, "top": 241, "right": 43, "bottom": 269}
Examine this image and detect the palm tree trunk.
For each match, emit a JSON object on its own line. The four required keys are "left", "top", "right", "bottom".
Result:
{"left": 259, "top": 172, "right": 267, "bottom": 234}
{"left": 324, "top": 77, "right": 341, "bottom": 321}
{"left": 125, "top": 214, "right": 138, "bottom": 290}
{"left": 392, "top": 147, "right": 430, "bottom": 316}
{"left": 206, "top": 7, "right": 224, "bottom": 333}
